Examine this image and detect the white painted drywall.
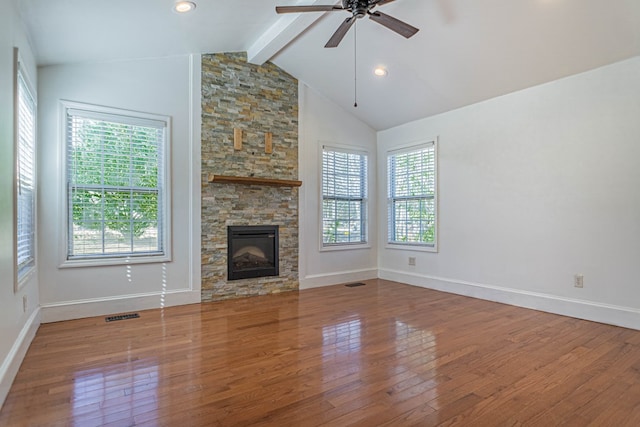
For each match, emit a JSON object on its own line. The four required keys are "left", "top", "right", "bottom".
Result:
{"left": 298, "top": 83, "right": 378, "bottom": 288}
{"left": 0, "top": 0, "right": 41, "bottom": 409}
{"left": 377, "top": 57, "right": 640, "bottom": 325}
{"left": 37, "top": 55, "right": 201, "bottom": 321}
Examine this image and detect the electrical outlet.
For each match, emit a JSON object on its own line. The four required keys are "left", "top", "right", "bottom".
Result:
{"left": 574, "top": 274, "right": 584, "bottom": 288}
{"left": 408, "top": 257, "right": 416, "bottom": 266}
{"left": 23, "top": 295, "right": 27, "bottom": 312}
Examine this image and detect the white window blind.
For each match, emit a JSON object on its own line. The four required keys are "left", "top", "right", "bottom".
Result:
{"left": 65, "top": 105, "right": 168, "bottom": 260}
{"left": 322, "top": 147, "right": 367, "bottom": 246}
{"left": 388, "top": 142, "right": 437, "bottom": 247}
{"left": 16, "top": 65, "right": 36, "bottom": 280}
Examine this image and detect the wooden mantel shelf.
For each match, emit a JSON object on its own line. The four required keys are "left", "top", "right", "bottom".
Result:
{"left": 208, "top": 174, "right": 302, "bottom": 188}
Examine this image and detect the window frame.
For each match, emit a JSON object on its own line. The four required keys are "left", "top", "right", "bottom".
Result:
{"left": 386, "top": 139, "right": 438, "bottom": 253}
{"left": 13, "top": 47, "right": 37, "bottom": 290}
{"left": 319, "top": 144, "right": 370, "bottom": 251}
{"left": 58, "top": 100, "right": 172, "bottom": 268}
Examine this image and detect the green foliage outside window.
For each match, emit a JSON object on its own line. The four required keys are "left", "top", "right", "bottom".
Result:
{"left": 322, "top": 148, "right": 367, "bottom": 246}
{"left": 68, "top": 113, "right": 164, "bottom": 257}
{"left": 70, "top": 121, "right": 159, "bottom": 238}
{"left": 388, "top": 144, "right": 436, "bottom": 246}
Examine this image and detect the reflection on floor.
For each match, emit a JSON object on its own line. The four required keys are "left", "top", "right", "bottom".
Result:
{"left": 2, "top": 279, "right": 640, "bottom": 426}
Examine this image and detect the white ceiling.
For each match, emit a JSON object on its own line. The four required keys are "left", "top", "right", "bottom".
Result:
{"left": 18, "top": 0, "right": 640, "bottom": 130}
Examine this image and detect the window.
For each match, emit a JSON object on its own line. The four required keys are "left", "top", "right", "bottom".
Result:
{"left": 321, "top": 146, "right": 368, "bottom": 247}
{"left": 15, "top": 52, "right": 36, "bottom": 283}
{"left": 63, "top": 102, "right": 170, "bottom": 264}
{"left": 387, "top": 141, "right": 437, "bottom": 249}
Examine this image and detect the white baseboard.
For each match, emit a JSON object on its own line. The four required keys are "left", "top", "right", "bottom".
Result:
{"left": 379, "top": 269, "right": 640, "bottom": 331}
{"left": 300, "top": 268, "right": 378, "bottom": 290}
{"left": 41, "top": 289, "right": 201, "bottom": 323}
{"left": 0, "top": 307, "right": 41, "bottom": 409}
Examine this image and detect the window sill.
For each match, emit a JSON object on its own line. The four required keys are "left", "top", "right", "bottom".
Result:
{"left": 385, "top": 243, "right": 438, "bottom": 253}
{"left": 320, "top": 243, "right": 371, "bottom": 252}
{"left": 59, "top": 253, "right": 171, "bottom": 269}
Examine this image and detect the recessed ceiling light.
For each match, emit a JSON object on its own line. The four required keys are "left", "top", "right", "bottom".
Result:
{"left": 174, "top": 1, "right": 196, "bottom": 13}
{"left": 374, "top": 67, "right": 388, "bottom": 77}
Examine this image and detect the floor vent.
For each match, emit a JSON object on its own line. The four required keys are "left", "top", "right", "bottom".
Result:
{"left": 345, "top": 282, "right": 366, "bottom": 287}
{"left": 105, "top": 313, "right": 140, "bottom": 322}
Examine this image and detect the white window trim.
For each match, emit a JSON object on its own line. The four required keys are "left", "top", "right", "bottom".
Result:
{"left": 385, "top": 138, "right": 439, "bottom": 253}
{"left": 318, "top": 142, "right": 371, "bottom": 252}
{"left": 13, "top": 47, "right": 37, "bottom": 291}
{"left": 58, "top": 100, "right": 172, "bottom": 268}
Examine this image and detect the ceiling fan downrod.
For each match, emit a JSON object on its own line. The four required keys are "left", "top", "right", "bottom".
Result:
{"left": 354, "top": 21, "right": 358, "bottom": 108}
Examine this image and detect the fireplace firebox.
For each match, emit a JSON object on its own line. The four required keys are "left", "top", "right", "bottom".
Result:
{"left": 227, "top": 225, "right": 279, "bottom": 281}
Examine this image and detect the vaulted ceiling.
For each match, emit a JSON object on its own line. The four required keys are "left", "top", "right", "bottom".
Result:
{"left": 17, "top": 0, "right": 640, "bottom": 130}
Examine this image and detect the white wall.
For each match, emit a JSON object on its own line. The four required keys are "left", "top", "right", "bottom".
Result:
{"left": 378, "top": 57, "right": 640, "bottom": 329}
{"left": 0, "top": 0, "right": 40, "bottom": 409}
{"left": 298, "top": 83, "right": 378, "bottom": 288}
{"left": 37, "top": 55, "right": 201, "bottom": 322}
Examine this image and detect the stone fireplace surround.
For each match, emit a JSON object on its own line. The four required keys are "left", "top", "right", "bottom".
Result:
{"left": 200, "top": 52, "right": 299, "bottom": 301}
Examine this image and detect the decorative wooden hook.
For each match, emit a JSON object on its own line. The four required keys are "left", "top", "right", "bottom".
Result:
{"left": 265, "top": 132, "right": 273, "bottom": 154}
{"left": 233, "top": 128, "right": 242, "bottom": 150}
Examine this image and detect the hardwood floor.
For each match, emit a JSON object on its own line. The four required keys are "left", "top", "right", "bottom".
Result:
{"left": 2, "top": 279, "right": 640, "bottom": 426}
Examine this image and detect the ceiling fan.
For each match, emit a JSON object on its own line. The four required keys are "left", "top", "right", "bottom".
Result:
{"left": 275, "top": 0, "right": 419, "bottom": 48}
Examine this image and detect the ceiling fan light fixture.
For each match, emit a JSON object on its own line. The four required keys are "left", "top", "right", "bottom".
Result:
{"left": 374, "top": 67, "right": 388, "bottom": 77}
{"left": 174, "top": 1, "right": 196, "bottom": 13}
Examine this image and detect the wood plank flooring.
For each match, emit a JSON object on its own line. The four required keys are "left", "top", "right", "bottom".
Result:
{"left": 2, "top": 279, "right": 640, "bottom": 426}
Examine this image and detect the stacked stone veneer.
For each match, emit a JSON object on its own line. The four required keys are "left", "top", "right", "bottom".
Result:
{"left": 201, "top": 52, "right": 299, "bottom": 301}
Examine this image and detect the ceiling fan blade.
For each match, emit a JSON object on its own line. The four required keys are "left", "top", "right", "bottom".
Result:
{"left": 276, "top": 5, "right": 343, "bottom": 14}
{"left": 368, "top": 11, "right": 419, "bottom": 39}
{"left": 325, "top": 16, "right": 356, "bottom": 48}
{"left": 374, "top": 0, "right": 397, "bottom": 6}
